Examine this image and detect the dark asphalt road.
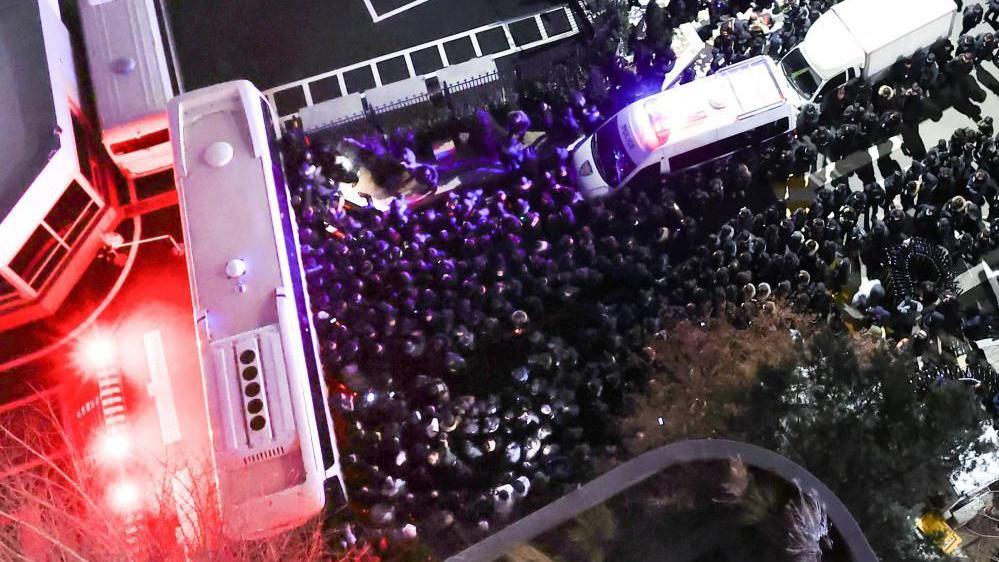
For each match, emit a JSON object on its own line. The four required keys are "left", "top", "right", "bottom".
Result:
{"left": 166, "top": 0, "right": 562, "bottom": 90}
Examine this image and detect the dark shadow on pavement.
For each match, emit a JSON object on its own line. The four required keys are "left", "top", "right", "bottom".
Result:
{"left": 854, "top": 161, "right": 876, "bottom": 185}
{"left": 877, "top": 153, "right": 902, "bottom": 180}
{"left": 976, "top": 64, "right": 999, "bottom": 97}
{"left": 922, "top": 92, "right": 946, "bottom": 121}
{"left": 961, "top": 73, "right": 989, "bottom": 103}
{"left": 900, "top": 123, "right": 927, "bottom": 159}
{"left": 946, "top": 75, "right": 985, "bottom": 121}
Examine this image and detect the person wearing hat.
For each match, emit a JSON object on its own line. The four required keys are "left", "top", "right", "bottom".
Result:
{"left": 976, "top": 32, "right": 998, "bottom": 62}
{"left": 916, "top": 52, "right": 941, "bottom": 90}
{"left": 978, "top": 116, "right": 996, "bottom": 139}
{"left": 709, "top": 0, "right": 731, "bottom": 25}
{"left": 946, "top": 51, "right": 976, "bottom": 79}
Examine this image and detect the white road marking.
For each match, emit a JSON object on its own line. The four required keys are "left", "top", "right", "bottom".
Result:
{"left": 363, "top": 0, "right": 435, "bottom": 23}
{"left": 267, "top": 6, "right": 579, "bottom": 121}
{"left": 805, "top": 135, "right": 903, "bottom": 190}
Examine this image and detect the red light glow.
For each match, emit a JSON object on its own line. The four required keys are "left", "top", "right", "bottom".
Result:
{"left": 92, "top": 428, "right": 131, "bottom": 464}
{"left": 639, "top": 100, "right": 712, "bottom": 151}
{"left": 644, "top": 101, "right": 671, "bottom": 147}
{"left": 107, "top": 480, "right": 142, "bottom": 513}
{"left": 74, "top": 330, "right": 117, "bottom": 373}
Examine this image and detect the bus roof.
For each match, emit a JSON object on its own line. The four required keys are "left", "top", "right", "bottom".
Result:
{"left": 0, "top": 0, "right": 59, "bottom": 223}
{"left": 80, "top": 0, "right": 174, "bottom": 133}
{"left": 627, "top": 56, "right": 788, "bottom": 153}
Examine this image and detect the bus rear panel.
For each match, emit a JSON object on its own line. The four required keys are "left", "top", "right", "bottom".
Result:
{"left": 169, "top": 80, "right": 345, "bottom": 540}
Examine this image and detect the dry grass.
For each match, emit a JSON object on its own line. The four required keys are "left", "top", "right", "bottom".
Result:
{"left": 0, "top": 392, "right": 359, "bottom": 562}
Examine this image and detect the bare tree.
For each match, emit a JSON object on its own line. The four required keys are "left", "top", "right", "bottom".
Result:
{"left": 0, "top": 392, "right": 354, "bottom": 562}
{"left": 621, "top": 305, "right": 816, "bottom": 456}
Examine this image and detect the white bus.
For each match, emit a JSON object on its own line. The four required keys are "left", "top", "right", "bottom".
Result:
{"left": 78, "top": 0, "right": 177, "bottom": 178}
{"left": 169, "top": 80, "right": 347, "bottom": 540}
{"left": 572, "top": 56, "right": 798, "bottom": 198}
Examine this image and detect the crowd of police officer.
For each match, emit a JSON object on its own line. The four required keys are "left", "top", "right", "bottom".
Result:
{"left": 277, "top": 0, "right": 999, "bottom": 556}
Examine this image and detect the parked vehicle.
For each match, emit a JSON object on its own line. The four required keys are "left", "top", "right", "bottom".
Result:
{"left": 169, "top": 80, "right": 347, "bottom": 540}
{"left": 778, "top": 0, "right": 955, "bottom": 103}
{"left": 78, "top": 0, "right": 178, "bottom": 177}
{"left": 571, "top": 56, "right": 797, "bottom": 198}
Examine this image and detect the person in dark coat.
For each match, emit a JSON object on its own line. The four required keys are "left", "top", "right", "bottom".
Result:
{"left": 963, "top": 4, "right": 984, "bottom": 35}
{"left": 920, "top": 53, "right": 942, "bottom": 90}
{"left": 947, "top": 51, "right": 976, "bottom": 78}
{"left": 987, "top": 0, "right": 999, "bottom": 26}
{"left": 976, "top": 32, "right": 998, "bottom": 62}
{"left": 873, "top": 85, "right": 899, "bottom": 114}
{"left": 822, "top": 85, "right": 849, "bottom": 121}
{"left": 902, "top": 84, "right": 924, "bottom": 123}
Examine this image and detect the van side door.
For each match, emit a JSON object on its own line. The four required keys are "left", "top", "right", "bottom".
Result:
{"left": 816, "top": 70, "right": 848, "bottom": 102}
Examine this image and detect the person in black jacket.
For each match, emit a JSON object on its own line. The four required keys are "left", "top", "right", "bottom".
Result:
{"left": 987, "top": 0, "right": 999, "bottom": 26}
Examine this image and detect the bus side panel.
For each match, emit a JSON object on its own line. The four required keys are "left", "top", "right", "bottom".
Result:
{"left": 259, "top": 100, "right": 342, "bottom": 481}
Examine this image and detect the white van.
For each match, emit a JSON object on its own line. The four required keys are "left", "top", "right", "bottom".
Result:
{"left": 778, "top": 0, "right": 954, "bottom": 103}
{"left": 572, "top": 56, "right": 798, "bottom": 198}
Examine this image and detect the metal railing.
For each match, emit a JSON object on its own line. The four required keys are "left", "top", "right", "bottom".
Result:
{"left": 445, "top": 71, "right": 516, "bottom": 118}
{"left": 264, "top": 5, "right": 580, "bottom": 122}
{"left": 371, "top": 91, "right": 438, "bottom": 131}
{"left": 306, "top": 70, "right": 517, "bottom": 142}
{"left": 308, "top": 110, "right": 376, "bottom": 143}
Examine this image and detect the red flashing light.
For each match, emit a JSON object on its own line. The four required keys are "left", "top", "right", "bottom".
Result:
{"left": 75, "top": 331, "right": 117, "bottom": 373}
{"left": 107, "top": 480, "right": 141, "bottom": 513}
{"left": 648, "top": 108, "right": 670, "bottom": 142}
{"left": 640, "top": 100, "right": 713, "bottom": 150}
{"left": 93, "top": 428, "right": 131, "bottom": 465}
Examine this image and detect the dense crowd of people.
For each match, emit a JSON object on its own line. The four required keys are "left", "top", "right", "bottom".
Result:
{"left": 277, "top": 0, "right": 999, "bottom": 557}
{"left": 288, "top": 127, "right": 657, "bottom": 551}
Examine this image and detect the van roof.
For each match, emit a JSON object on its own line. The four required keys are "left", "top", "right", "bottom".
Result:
{"left": 629, "top": 57, "right": 788, "bottom": 152}
{"left": 831, "top": 0, "right": 954, "bottom": 55}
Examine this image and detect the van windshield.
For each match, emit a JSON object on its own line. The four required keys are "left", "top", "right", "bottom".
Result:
{"left": 780, "top": 48, "right": 820, "bottom": 99}
{"left": 592, "top": 117, "right": 639, "bottom": 185}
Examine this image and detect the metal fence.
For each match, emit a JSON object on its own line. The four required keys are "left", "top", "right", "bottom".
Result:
{"left": 305, "top": 70, "right": 517, "bottom": 142}
{"left": 308, "top": 110, "right": 376, "bottom": 143}
{"left": 371, "top": 91, "right": 440, "bottom": 132}
{"left": 264, "top": 5, "right": 581, "bottom": 123}
{"left": 445, "top": 71, "right": 517, "bottom": 119}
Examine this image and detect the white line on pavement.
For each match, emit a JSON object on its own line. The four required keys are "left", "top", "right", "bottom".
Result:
{"left": 366, "top": 0, "right": 435, "bottom": 23}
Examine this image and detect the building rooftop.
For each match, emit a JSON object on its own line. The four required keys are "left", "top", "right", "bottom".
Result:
{"left": 0, "top": 0, "right": 60, "bottom": 223}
